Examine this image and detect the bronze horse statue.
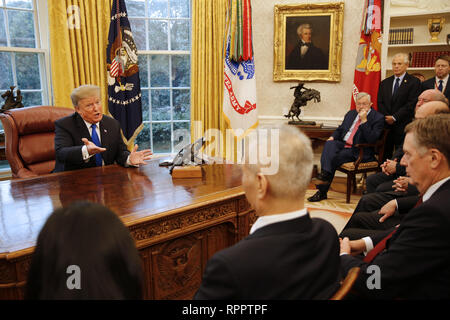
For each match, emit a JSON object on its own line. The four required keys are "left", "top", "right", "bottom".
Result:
{"left": 1, "top": 86, "right": 24, "bottom": 112}
{"left": 284, "top": 84, "right": 321, "bottom": 123}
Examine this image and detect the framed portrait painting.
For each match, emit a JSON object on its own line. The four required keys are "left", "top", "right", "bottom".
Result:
{"left": 273, "top": 2, "right": 344, "bottom": 82}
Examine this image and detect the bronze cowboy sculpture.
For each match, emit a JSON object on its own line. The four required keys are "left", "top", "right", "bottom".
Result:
{"left": 284, "top": 83, "right": 320, "bottom": 125}
{"left": 1, "top": 86, "right": 24, "bottom": 112}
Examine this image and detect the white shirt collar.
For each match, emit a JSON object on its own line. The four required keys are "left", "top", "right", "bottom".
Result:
{"left": 250, "top": 208, "right": 308, "bottom": 235}
{"left": 436, "top": 74, "right": 449, "bottom": 85}
{"left": 423, "top": 176, "right": 450, "bottom": 202}
{"left": 82, "top": 118, "right": 99, "bottom": 131}
{"left": 395, "top": 72, "right": 406, "bottom": 82}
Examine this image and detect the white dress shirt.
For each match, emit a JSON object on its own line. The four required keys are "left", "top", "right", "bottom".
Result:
{"left": 250, "top": 208, "right": 308, "bottom": 235}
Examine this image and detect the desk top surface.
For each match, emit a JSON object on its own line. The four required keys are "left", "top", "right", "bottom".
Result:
{"left": 0, "top": 160, "right": 244, "bottom": 256}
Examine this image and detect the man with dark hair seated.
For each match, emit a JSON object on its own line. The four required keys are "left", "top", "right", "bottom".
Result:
{"left": 308, "top": 92, "right": 384, "bottom": 202}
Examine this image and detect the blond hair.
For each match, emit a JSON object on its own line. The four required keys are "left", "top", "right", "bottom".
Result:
{"left": 70, "top": 85, "right": 100, "bottom": 107}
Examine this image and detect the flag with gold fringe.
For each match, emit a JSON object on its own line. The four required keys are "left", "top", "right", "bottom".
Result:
{"left": 350, "top": 0, "right": 383, "bottom": 110}
{"left": 223, "top": 0, "right": 257, "bottom": 139}
{"left": 107, "top": 0, "right": 143, "bottom": 147}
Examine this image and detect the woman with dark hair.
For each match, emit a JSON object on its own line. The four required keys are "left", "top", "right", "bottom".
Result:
{"left": 25, "top": 201, "right": 143, "bottom": 299}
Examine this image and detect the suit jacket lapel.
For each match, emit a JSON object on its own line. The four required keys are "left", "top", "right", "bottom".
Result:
{"left": 444, "top": 80, "right": 450, "bottom": 97}
{"left": 74, "top": 112, "right": 91, "bottom": 141}
{"left": 341, "top": 110, "right": 358, "bottom": 140}
{"left": 389, "top": 179, "right": 450, "bottom": 245}
{"left": 99, "top": 119, "right": 107, "bottom": 147}
{"left": 385, "top": 76, "right": 395, "bottom": 108}
{"left": 392, "top": 74, "right": 409, "bottom": 102}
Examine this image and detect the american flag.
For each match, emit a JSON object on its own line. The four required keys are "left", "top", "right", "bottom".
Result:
{"left": 110, "top": 56, "right": 122, "bottom": 78}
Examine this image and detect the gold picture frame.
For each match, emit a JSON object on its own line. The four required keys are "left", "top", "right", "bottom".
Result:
{"left": 273, "top": 2, "right": 344, "bottom": 82}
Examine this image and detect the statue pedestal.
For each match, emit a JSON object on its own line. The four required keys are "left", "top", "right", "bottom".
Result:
{"left": 287, "top": 120, "right": 322, "bottom": 128}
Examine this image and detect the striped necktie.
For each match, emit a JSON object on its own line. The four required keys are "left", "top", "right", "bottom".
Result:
{"left": 345, "top": 118, "right": 361, "bottom": 148}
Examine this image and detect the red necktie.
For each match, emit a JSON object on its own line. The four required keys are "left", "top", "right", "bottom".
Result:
{"left": 345, "top": 118, "right": 361, "bottom": 148}
{"left": 363, "top": 197, "right": 423, "bottom": 263}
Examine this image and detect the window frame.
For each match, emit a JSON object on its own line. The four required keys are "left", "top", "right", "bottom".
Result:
{"left": 0, "top": 0, "right": 52, "bottom": 107}
{"left": 127, "top": 0, "right": 192, "bottom": 155}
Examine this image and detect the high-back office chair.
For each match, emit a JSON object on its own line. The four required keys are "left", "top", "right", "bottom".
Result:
{"left": 0, "top": 106, "right": 74, "bottom": 179}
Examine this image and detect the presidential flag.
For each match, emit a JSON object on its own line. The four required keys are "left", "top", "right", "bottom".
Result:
{"left": 350, "top": 0, "right": 383, "bottom": 110}
{"left": 223, "top": 0, "right": 257, "bottom": 139}
{"left": 107, "top": 0, "right": 143, "bottom": 147}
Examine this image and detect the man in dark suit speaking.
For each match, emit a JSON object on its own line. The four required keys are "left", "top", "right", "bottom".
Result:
{"left": 308, "top": 92, "right": 385, "bottom": 202}
{"left": 377, "top": 53, "right": 421, "bottom": 160}
{"left": 54, "top": 85, "right": 152, "bottom": 172}
{"left": 286, "top": 23, "right": 328, "bottom": 70}
{"left": 194, "top": 125, "right": 341, "bottom": 299}
{"left": 340, "top": 114, "right": 450, "bottom": 299}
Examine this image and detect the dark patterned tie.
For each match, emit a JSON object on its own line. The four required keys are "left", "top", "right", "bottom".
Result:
{"left": 91, "top": 124, "right": 103, "bottom": 167}
{"left": 393, "top": 77, "right": 400, "bottom": 96}
{"left": 438, "top": 79, "right": 443, "bottom": 92}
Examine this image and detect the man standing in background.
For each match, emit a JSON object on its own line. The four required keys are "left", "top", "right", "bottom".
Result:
{"left": 377, "top": 53, "right": 421, "bottom": 160}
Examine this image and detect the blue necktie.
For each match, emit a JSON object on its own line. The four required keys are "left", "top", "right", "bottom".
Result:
{"left": 438, "top": 79, "right": 443, "bottom": 92}
{"left": 393, "top": 77, "right": 400, "bottom": 96}
{"left": 90, "top": 124, "right": 102, "bottom": 167}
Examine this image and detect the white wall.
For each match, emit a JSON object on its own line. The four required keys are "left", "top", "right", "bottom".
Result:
{"left": 252, "top": 0, "right": 366, "bottom": 126}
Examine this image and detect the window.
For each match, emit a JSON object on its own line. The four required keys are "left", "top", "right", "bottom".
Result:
{"left": 0, "top": 0, "right": 49, "bottom": 171}
{"left": 127, "top": 0, "right": 191, "bottom": 154}
{"left": 0, "top": 0, "right": 50, "bottom": 112}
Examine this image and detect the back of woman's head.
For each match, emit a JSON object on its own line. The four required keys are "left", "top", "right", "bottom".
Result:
{"left": 25, "top": 202, "right": 143, "bottom": 299}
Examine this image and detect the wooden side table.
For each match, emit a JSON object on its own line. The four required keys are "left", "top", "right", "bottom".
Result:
{"left": 290, "top": 124, "right": 337, "bottom": 177}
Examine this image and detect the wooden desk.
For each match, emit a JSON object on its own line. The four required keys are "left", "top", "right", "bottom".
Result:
{"left": 0, "top": 160, "right": 255, "bottom": 299}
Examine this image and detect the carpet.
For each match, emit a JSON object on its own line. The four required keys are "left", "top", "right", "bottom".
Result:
{"left": 305, "top": 189, "right": 360, "bottom": 234}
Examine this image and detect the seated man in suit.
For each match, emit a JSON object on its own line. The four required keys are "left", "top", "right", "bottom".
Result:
{"left": 421, "top": 55, "right": 450, "bottom": 101}
{"left": 194, "top": 125, "right": 341, "bottom": 299}
{"left": 340, "top": 114, "right": 450, "bottom": 299}
{"left": 286, "top": 23, "right": 328, "bottom": 70}
{"left": 366, "top": 89, "right": 447, "bottom": 194}
{"left": 340, "top": 100, "right": 450, "bottom": 240}
{"left": 377, "top": 53, "right": 421, "bottom": 160}
{"left": 308, "top": 92, "right": 385, "bottom": 202}
{"left": 54, "top": 84, "right": 152, "bottom": 172}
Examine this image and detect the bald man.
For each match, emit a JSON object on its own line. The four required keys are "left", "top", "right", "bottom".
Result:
{"left": 366, "top": 89, "right": 448, "bottom": 194}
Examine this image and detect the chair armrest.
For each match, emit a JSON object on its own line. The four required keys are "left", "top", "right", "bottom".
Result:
{"left": 15, "top": 167, "right": 39, "bottom": 179}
